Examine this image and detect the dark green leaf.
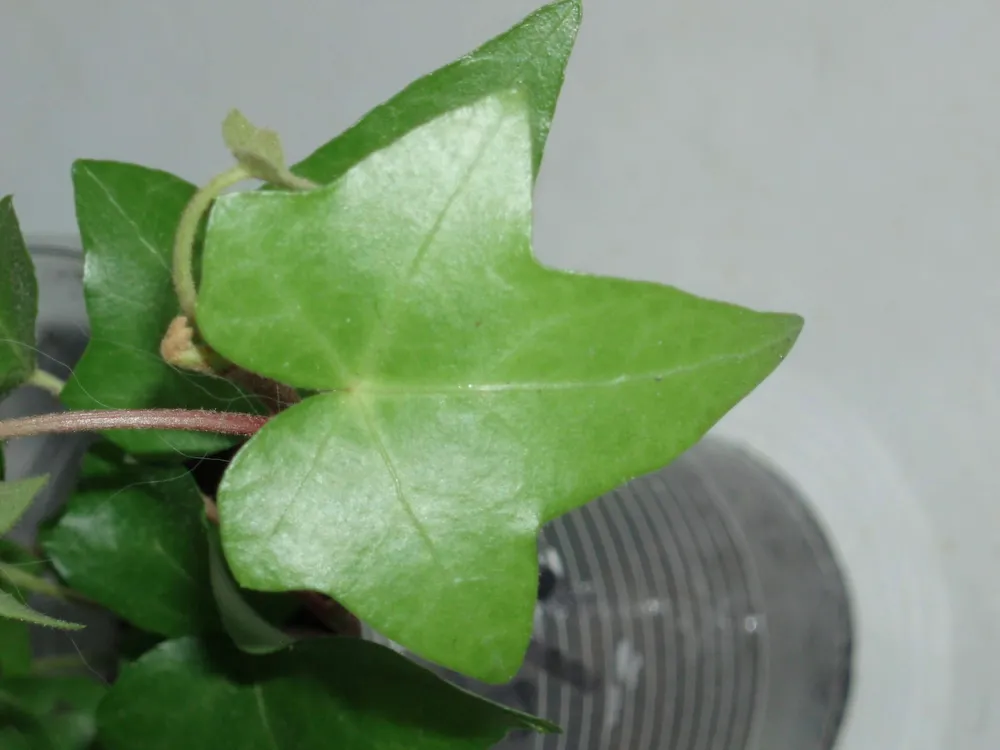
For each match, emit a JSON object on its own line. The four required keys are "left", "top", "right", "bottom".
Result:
{"left": 97, "top": 637, "right": 556, "bottom": 750}
{"left": 0, "top": 618, "right": 31, "bottom": 676}
{"left": 0, "top": 590, "right": 81, "bottom": 630}
{"left": 204, "top": 520, "right": 294, "bottom": 655}
{"left": 0, "top": 675, "right": 106, "bottom": 750}
{"left": 0, "top": 195, "right": 38, "bottom": 398}
{"left": 39, "top": 462, "right": 218, "bottom": 637}
{"left": 0, "top": 476, "right": 48, "bottom": 535}
{"left": 289, "top": 0, "right": 580, "bottom": 185}
{"left": 60, "top": 160, "right": 260, "bottom": 457}
{"left": 198, "top": 92, "right": 801, "bottom": 682}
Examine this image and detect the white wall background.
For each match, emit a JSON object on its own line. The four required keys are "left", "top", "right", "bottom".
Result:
{"left": 2, "top": 1, "right": 997, "bottom": 747}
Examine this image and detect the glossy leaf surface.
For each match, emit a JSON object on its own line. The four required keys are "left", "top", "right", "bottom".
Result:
{"left": 198, "top": 93, "right": 802, "bottom": 681}
{"left": 97, "top": 636, "right": 555, "bottom": 750}
{"left": 40, "top": 462, "right": 218, "bottom": 637}
{"left": 0, "top": 196, "right": 38, "bottom": 398}
{"left": 61, "top": 160, "right": 259, "bottom": 457}
{"left": 289, "top": 0, "right": 580, "bottom": 185}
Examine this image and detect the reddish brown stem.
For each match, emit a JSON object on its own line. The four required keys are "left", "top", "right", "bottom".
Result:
{"left": 0, "top": 409, "right": 268, "bottom": 441}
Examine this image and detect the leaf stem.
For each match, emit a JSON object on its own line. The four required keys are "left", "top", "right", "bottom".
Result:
{"left": 0, "top": 409, "right": 267, "bottom": 441}
{"left": 273, "top": 171, "right": 318, "bottom": 191}
{"left": 26, "top": 369, "right": 66, "bottom": 398}
{"left": 173, "top": 164, "right": 250, "bottom": 321}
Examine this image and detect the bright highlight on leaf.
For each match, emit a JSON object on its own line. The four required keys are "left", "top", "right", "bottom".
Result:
{"left": 198, "top": 90, "right": 802, "bottom": 682}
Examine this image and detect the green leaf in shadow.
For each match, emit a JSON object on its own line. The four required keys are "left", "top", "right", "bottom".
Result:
{"left": 96, "top": 636, "right": 557, "bottom": 750}
{"left": 0, "top": 675, "right": 106, "bottom": 750}
{"left": 39, "top": 460, "right": 218, "bottom": 637}
{"left": 204, "top": 519, "right": 294, "bottom": 655}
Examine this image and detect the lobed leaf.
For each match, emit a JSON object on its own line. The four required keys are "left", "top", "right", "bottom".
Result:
{"left": 197, "top": 92, "right": 802, "bottom": 682}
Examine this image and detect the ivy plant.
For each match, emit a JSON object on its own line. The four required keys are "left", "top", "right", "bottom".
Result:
{"left": 0, "top": 1, "right": 801, "bottom": 747}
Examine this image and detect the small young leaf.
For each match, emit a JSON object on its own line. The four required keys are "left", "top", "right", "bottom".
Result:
{"left": 0, "top": 475, "right": 48, "bottom": 535}
{"left": 0, "top": 675, "right": 106, "bottom": 750}
{"left": 0, "top": 195, "right": 39, "bottom": 398}
{"left": 204, "top": 520, "right": 294, "bottom": 655}
{"left": 61, "top": 160, "right": 261, "bottom": 457}
{"left": 0, "top": 590, "right": 81, "bottom": 630}
{"left": 289, "top": 0, "right": 580, "bottom": 185}
{"left": 198, "top": 92, "right": 801, "bottom": 682}
{"left": 222, "top": 109, "right": 288, "bottom": 184}
{"left": 97, "top": 637, "right": 557, "bottom": 750}
{"left": 39, "top": 462, "right": 218, "bottom": 637}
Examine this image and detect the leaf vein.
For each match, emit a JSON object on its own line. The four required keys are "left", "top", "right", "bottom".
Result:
{"left": 357, "top": 111, "right": 507, "bottom": 377}
{"left": 357, "top": 399, "right": 441, "bottom": 565}
{"left": 348, "top": 333, "right": 793, "bottom": 396}
{"left": 77, "top": 165, "right": 171, "bottom": 274}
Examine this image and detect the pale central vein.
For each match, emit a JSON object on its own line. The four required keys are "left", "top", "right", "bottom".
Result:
{"left": 336, "top": 336, "right": 789, "bottom": 396}
{"left": 356, "top": 398, "right": 441, "bottom": 565}
{"left": 78, "top": 165, "right": 171, "bottom": 274}
{"left": 356, "top": 111, "right": 508, "bottom": 378}
{"left": 253, "top": 685, "right": 280, "bottom": 750}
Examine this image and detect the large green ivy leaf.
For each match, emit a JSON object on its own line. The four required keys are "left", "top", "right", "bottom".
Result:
{"left": 39, "top": 461, "right": 218, "bottom": 637}
{"left": 0, "top": 195, "right": 38, "bottom": 399}
{"left": 97, "top": 636, "right": 555, "bottom": 750}
{"left": 60, "top": 160, "right": 260, "bottom": 457}
{"left": 289, "top": 0, "right": 580, "bottom": 185}
{"left": 0, "top": 675, "right": 106, "bottom": 750}
{"left": 197, "top": 91, "right": 802, "bottom": 682}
